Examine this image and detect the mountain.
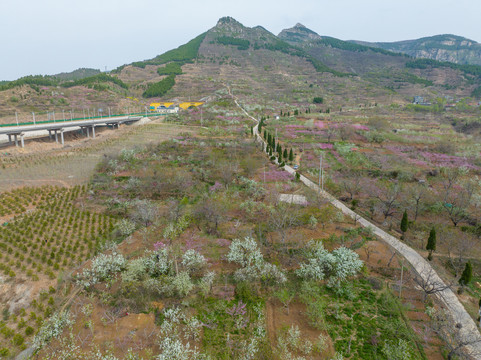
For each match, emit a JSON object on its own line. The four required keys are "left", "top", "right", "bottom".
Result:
{"left": 2, "top": 17, "right": 481, "bottom": 122}
{"left": 53, "top": 68, "right": 101, "bottom": 81}
{"left": 351, "top": 34, "right": 481, "bottom": 66}
{"left": 278, "top": 23, "right": 322, "bottom": 43}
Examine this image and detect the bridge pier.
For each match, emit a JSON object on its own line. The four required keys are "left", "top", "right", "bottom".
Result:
{"left": 6, "top": 132, "right": 25, "bottom": 148}
{"left": 60, "top": 129, "right": 64, "bottom": 145}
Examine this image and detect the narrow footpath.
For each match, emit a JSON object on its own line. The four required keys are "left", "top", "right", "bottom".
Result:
{"left": 230, "top": 89, "right": 481, "bottom": 357}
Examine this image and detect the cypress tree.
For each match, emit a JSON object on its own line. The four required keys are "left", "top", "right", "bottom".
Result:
{"left": 250, "top": 126, "right": 253, "bottom": 136}
{"left": 400, "top": 210, "right": 408, "bottom": 239}
{"left": 277, "top": 144, "right": 282, "bottom": 155}
{"left": 280, "top": 110, "right": 283, "bottom": 116}
{"left": 287, "top": 112, "right": 290, "bottom": 117}
{"left": 283, "top": 149, "right": 288, "bottom": 159}
{"left": 267, "top": 134, "right": 271, "bottom": 145}
{"left": 263, "top": 130, "right": 266, "bottom": 140}
{"left": 278, "top": 151, "right": 282, "bottom": 162}
{"left": 459, "top": 262, "right": 473, "bottom": 286}
{"left": 269, "top": 147, "right": 273, "bottom": 156}
{"left": 426, "top": 227, "right": 436, "bottom": 261}
{"left": 289, "top": 149, "right": 294, "bottom": 162}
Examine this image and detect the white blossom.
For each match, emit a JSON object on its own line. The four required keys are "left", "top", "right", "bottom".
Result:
{"left": 181, "top": 249, "right": 206, "bottom": 273}
{"left": 296, "top": 241, "right": 363, "bottom": 287}
{"left": 33, "top": 311, "right": 73, "bottom": 352}
{"left": 76, "top": 252, "right": 126, "bottom": 288}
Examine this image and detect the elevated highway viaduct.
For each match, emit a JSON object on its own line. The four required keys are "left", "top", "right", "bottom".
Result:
{"left": 0, "top": 116, "right": 142, "bottom": 148}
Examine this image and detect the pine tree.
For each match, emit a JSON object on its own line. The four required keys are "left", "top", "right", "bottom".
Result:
{"left": 283, "top": 149, "right": 288, "bottom": 159}
{"left": 426, "top": 227, "right": 436, "bottom": 261}
{"left": 289, "top": 149, "right": 294, "bottom": 162}
{"left": 459, "top": 262, "right": 473, "bottom": 286}
{"left": 400, "top": 210, "right": 408, "bottom": 239}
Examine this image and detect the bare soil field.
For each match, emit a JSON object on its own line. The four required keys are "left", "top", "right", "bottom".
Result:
{"left": 0, "top": 119, "right": 199, "bottom": 192}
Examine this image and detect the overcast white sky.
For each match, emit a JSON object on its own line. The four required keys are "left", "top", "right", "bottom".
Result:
{"left": 1, "top": 0, "right": 479, "bottom": 80}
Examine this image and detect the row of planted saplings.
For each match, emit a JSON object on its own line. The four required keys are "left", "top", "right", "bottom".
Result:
{"left": 0, "top": 287, "right": 58, "bottom": 355}
{"left": 0, "top": 185, "right": 110, "bottom": 278}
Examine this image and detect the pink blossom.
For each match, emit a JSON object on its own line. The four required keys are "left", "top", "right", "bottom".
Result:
{"left": 153, "top": 241, "right": 166, "bottom": 250}
{"left": 318, "top": 143, "right": 334, "bottom": 149}
{"left": 352, "top": 124, "right": 369, "bottom": 131}
{"left": 210, "top": 181, "right": 223, "bottom": 192}
{"left": 216, "top": 238, "right": 231, "bottom": 246}
{"left": 264, "top": 169, "right": 293, "bottom": 181}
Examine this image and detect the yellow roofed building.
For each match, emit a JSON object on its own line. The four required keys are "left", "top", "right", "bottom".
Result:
{"left": 179, "top": 102, "right": 204, "bottom": 110}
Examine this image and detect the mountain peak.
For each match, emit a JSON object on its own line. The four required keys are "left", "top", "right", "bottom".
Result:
{"left": 278, "top": 23, "right": 321, "bottom": 44}
{"left": 216, "top": 16, "right": 245, "bottom": 29}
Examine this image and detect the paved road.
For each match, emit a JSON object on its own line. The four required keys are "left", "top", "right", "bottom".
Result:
{"left": 229, "top": 89, "right": 481, "bottom": 357}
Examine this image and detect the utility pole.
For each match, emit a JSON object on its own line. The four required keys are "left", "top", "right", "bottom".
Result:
{"left": 319, "top": 152, "right": 324, "bottom": 192}
{"left": 53, "top": 111, "right": 55, "bottom": 122}
{"left": 108, "top": 107, "right": 111, "bottom": 118}
{"left": 15, "top": 112, "right": 18, "bottom": 126}
{"left": 63, "top": 109, "right": 65, "bottom": 122}
{"left": 399, "top": 259, "right": 404, "bottom": 299}
{"left": 200, "top": 107, "right": 203, "bottom": 126}
{"left": 32, "top": 112, "right": 35, "bottom": 125}
{"left": 83, "top": 109, "right": 86, "bottom": 119}
{"left": 321, "top": 152, "right": 324, "bottom": 192}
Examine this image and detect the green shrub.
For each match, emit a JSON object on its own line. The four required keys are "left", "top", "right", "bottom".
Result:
{"left": 12, "top": 334, "right": 24, "bottom": 346}
{"left": 25, "top": 326, "right": 34, "bottom": 336}
{"left": 0, "top": 348, "right": 9, "bottom": 356}
{"left": 157, "top": 62, "right": 183, "bottom": 76}
{"left": 216, "top": 36, "right": 250, "bottom": 50}
{"left": 143, "top": 75, "right": 176, "bottom": 98}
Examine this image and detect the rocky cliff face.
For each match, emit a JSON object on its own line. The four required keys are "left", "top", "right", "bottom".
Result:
{"left": 352, "top": 34, "right": 481, "bottom": 66}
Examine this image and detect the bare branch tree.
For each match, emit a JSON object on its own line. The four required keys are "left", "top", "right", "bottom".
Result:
{"left": 373, "top": 183, "right": 401, "bottom": 221}
{"left": 429, "top": 307, "right": 481, "bottom": 360}
{"left": 414, "top": 266, "right": 453, "bottom": 303}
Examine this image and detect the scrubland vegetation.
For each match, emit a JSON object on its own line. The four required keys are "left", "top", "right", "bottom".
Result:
{"left": 1, "top": 15, "right": 481, "bottom": 360}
